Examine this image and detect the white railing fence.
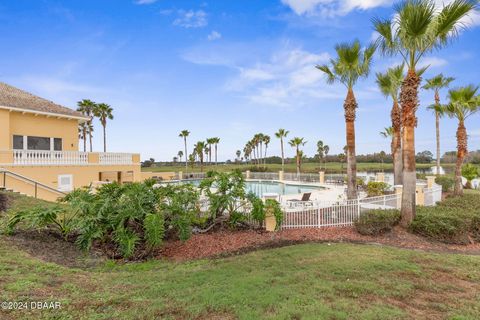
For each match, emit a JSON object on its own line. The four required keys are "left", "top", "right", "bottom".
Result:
{"left": 98, "top": 153, "right": 133, "bottom": 165}
{"left": 13, "top": 150, "right": 88, "bottom": 165}
{"left": 12, "top": 150, "right": 134, "bottom": 166}
{"left": 424, "top": 184, "right": 442, "bottom": 206}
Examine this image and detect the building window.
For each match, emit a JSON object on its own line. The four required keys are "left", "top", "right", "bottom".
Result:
{"left": 53, "top": 138, "right": 63, "bottom": 151}
{"left": 27, "top": 136, "right": 50, "bottom": 150}
{"left": 13, "top": 135, "right": 24, "bottom": 149}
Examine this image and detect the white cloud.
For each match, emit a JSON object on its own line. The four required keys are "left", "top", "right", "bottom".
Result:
{"left": 134, "top": 0, "right": 158, "bottom": 4}
{"left": 222, "top": 48, "right": 336, "bottom": 107}
{"left": 281, "top": 0, "right": 392, "bottom": 17}
{"left": 173, "top": 10, "right": 207, "bottom": 28}
{"left": 417, "top": 57, "right": 448, "bottom": 69}
{"left": 207, "top": 30, "right": 222, "bottom": 41}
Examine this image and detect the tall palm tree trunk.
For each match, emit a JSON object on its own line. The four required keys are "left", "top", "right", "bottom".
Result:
{"left": 102, "top": 124, "right": 106, "bottom": 152}
{"left": 89, "top": 129, "right": 93, "bottom": 152}
{"left": 215, "top": 144, "right": 218, "bottom": 166}
{"left": 83, "top": 126, "right": 87, "bottom": 152}
{"left": 454, "top": 120, "right": 466, "bottom": 196}
{"left": 434, "top": 90, "right": 441, "bottom": 175}
{"left": 264, "top": 146, "right": 268, "bottom": 167}
{"left": 280, "top": 138, "right": 285, "bottom": 172}
{"left": 296, "top": 147, "right": 300, "bottom": 176}
{"left": 344, "top": 89, "right": 358, "bottom": 199}
{"left": 400, "top": 69, "right": 420, "bottom": 227}
{"left": 392, "top": 100, "right": 403, "bottom": 185}
{"left": 184, "top": 138, "right": 188, "bottom": 175}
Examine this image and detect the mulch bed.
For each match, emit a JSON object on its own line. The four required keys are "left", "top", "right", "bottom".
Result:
{"left": 159, "top": 227, "right": 480, "bottom": 261}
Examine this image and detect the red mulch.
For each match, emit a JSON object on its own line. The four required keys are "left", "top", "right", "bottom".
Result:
{"left": 159, "top": 227, "right": 480, "bottom": 261}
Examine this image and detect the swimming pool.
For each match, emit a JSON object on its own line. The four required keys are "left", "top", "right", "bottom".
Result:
{"left": 168, "top": 179, "right": 325, "bottom": 197}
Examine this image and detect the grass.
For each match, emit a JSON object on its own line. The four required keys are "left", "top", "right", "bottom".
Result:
{"left": 143, "top": 162, "right": 451, "bottom": 174}
{"left": 1, "top": 240, "right": 480, "bottom": 319}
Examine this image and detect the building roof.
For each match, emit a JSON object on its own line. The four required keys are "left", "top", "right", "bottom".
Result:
{"left": 0, "top": 82, "right": 88, "bottom": 120}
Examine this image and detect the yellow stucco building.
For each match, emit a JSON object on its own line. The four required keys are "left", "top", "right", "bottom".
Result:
{"left": 0, "top": 82, "right": 141, "bottom": 201}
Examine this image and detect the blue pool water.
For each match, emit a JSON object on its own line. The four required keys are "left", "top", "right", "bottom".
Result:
{"left": 168, "top": 179, "right": 324, "bottom": 197}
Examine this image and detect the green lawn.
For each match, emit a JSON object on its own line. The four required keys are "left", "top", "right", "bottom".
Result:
{"left": 1, "top": 240, "right": 480, "bottom": 319}
{"left": 143, "top": 162, "right": 451, "bottom": 174}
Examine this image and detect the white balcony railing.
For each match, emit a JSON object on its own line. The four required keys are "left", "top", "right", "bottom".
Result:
{"left": 13, "top": 150, "right": 89, "bottom": 165}
{"left": 12, "top": 150, "right": 134, "bottom": 166}
{"left": 99, "top": 152, "right": 133, "bottom": 165}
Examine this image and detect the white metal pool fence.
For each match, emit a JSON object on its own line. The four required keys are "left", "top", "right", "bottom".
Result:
{"left": 194, "top": 185, "right": 442, "bottom": 230}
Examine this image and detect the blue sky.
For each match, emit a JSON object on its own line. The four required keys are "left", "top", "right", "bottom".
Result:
{"left": 1, "top": 0, "right": 479, "bottom": 161}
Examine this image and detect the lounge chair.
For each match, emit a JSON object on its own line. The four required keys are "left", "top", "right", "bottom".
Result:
{"left": 287, "top": 192, "right": 313, "bottom": 208}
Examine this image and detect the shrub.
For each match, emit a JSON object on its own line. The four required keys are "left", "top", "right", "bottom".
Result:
{"left": 409, "top": 207, "right": 471, "bottom": 244}
{"left": 435, "top": 176, "right": 454, "bottom": 192}
{"left": 462, "top": 163, "right": 479, "bottom": 189}
{"left": 200, "top": 170, "right": 264, "bottom": 230}
{"left": 410, "top": 194, "right": 480, "bottom": 244}
{"left": 6, "top": 205, "right": 75, "bottom": 240}
{"left": 366, "top": 182, "right": 389, "bottom": 197}
{"left": 354, "top": 209, "right": 401, "bottom": 236}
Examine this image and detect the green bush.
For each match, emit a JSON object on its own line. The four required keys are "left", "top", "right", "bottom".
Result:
{"left": 409, "top": 207, "right": 471, "bottom": 244}
{"left": 435, "top": 176, "right": 454, "bottom": 192}
{"left": 462, "top": 163, "right": 479, "bottom": 189}
{"left": 410, "top": 194, "right": 480, "bottom": 244}
{"left": 354, "top": 209, "right": 401, "bottom": 236}
{"left": 366, "top": 182, "right": 389, "bottom": 197}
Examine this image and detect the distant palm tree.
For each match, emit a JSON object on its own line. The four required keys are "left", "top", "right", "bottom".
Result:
{"left": 263, "top": 135, "right": 270, "bottom": 167}
{"left": 317, "top": 140, "right": 329, "bottom": 172}
{"left": 94, "top": 103, "right": 114, "bottom": 153}
{"left": 317, "top": 40, "right": 375, "bottom": 199}
{"left": 323, "top": 145, "right": 330, "bottom": 171}
{"left": 77, "top": 99, "right": 96, "bottom": 152}
{"left": 376, "top": 64, "right": 404, "bottom": 185}
{"left": 78, "top": 122, "right": 87, "bottom": 152}
{"left": 275, "top": 129, "right": 289, "bottom": 172}
{"left": 423, "top": 74, "right": 455, "bottom": 176}
{"left": 206, "top": 138, "right": 216, "bottom": 165}
{"left": 288, "top": 137, "right": 306, "bottom": 177}
{"left": 440, "top": 85, "right": 480, "bottom": 196}
{"left": 194, "top": 141, "right": 206, "bottom": 172}
{"left": 177, "top": 150, "right": 184, "bottom": 163}
{"left": 257, "top": 133, "right": 265, "bottom": 166}
{"left": 179, "top": 130, "right": 190, "bottom": 174}
{"left": 373, "top": 0, "right": 476, "bottom": 225}
{"left": 380, "top": 127, "right": 395, "bottom": 161}
{"left": 212, "top": 137, "right": 220, "bottom": 166}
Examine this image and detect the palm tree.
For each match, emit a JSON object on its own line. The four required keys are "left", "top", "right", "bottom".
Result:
{"left": 275, "top": 129, "right": 289, "bottom": 172}
{"left": 440, "top": 85, "right": 480, "bottom": 196}
{"left": 178, "top": 130, "right": 190, "bottom": 175}
{"left": 78, "top": 122, "right": 87, "bottom": 152}
{"left": 257, "top": 133, "right": 265, "bottom": 166}
{"left": 288, "top": 137, "right": 306, "bottom": 177}
{"left": 376, "top": 64, "right": 405, "bottom": 185}
{"left": 373, "top": 0, "right": 476, "bottom": 226}
{"left": 206, "top": 138, "right": 216, "bottom": 165}
{"left": 423, "top": 74, "right": 455, "bottom": 175}
{"left": 317, "top": 140, "right": 328, "bottom": 171}
{"left": 177, "top": 150, "right": 184, "bottom": 163}
{"left": 323, "top": 145, "right": 330, "bottom": 171}
{"left": 236, "top": 150, "right": 241, "bottom": 161}
{"left": 94, "top": 103, "right": 114, "bottom": 153}
{"left": 212, "top": 137, "right": 220, "bottom": 166}
{"left": 263, "top": 135, "right": 270, "bottom": 167}
{"left": 77, "top": 99, "right": 96, "bottom": 152}
{"left": 317, "top": 40, "right": 375, "bottom": 199}
{"left": 380, "top": 127, "right": 395, "bottom": 164}
{"left": 194, "top": 141, "right": 206, "bottom": 172}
